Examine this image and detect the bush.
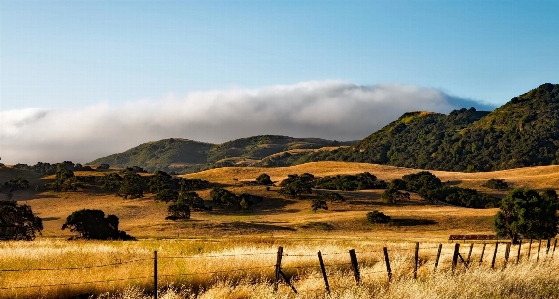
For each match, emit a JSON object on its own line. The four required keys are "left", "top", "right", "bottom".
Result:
{"left": 367, "top": 210, "right": 391, "bottom": 224}
{"left": 255, "top": 173, "right": 273, "bottom": 185}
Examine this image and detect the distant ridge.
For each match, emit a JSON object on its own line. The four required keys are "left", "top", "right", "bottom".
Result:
{"left": 88, "top": 135, "right": 354, "bottom": 173}
{"left": 299, "top": 83, "right": 559, "bottom": 172}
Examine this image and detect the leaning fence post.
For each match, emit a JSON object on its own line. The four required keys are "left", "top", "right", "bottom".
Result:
{"left": 527, "top": 239, "right": 533, "bottom": 260}
{"left": 383, "top": 247, "right": 392, "bottom": 283}
{"left": 479, "top": 243, "right": 486, "bottom": 266}
{"left": 274, "top": 246, "right": 284, "bottom": 292}
{"left": 414, "top": 242, "right": 419, "bottom": 279}
{"left": 503, "top": 243, "right": 511, "bottom": 269}
{"left": 553, "top": 239, "right": 557, "bottom": 258}
{"left": 451, "top": 243, "right": 460, "bottom": 274}
{"left": 434, "top": 243, "right": 442, "bottom": 273}
{"left": 317, "top": 251, "right": 330, "bottom": 294}
{"left": 154, "top": 251, "right": 158, "bottom": 299}
{"left": 491, "top": 243, "right": 499, "bottom": 269}
{"left": 466, "top": 243, "right": 474, "bottom": 266}
{"left": 516, "top": 240, "right": 522, "bottom": 264}
{"left": 546, "top": 239, "right": 551, "bottom": 257}
{"left": 537, "top": 240, "right": 542, "bottom": 262}
{"left": 349, "top": 249, "right": 360, "bottom": 284}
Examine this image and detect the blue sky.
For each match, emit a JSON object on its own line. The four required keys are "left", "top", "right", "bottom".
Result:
{"left": 1, "top": 1, "right": 558, "bottom": 164}
{"left": 2, "top": 0, "right": 557, "bottom": 110}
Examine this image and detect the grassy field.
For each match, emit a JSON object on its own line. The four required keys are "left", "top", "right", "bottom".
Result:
{"left": 1, "top": 162, "right": 559, "bottom": 298}
{"left": 1, "top": 238, "right": 558, "bottom": 298}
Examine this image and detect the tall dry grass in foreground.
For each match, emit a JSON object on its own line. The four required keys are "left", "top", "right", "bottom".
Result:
{"left": 1, "top": 238, "right": 558, "bottom": 299}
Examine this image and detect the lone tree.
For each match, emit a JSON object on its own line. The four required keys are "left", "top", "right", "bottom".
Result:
{"left": 62, "top": 209, "right": 134, "bottom": 240}
{"left": 0, "top": 201, "right": 43, "bottom": 240}
{"left": 494, "top": 188, "right": 559, "bottom": 244}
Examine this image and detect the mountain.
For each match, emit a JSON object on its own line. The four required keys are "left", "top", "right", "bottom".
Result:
{"left": 88, "top": 135, "right": 353, "bottom": 173}
{"left": 298, "top": 83, "right": 559, "bottom": 172}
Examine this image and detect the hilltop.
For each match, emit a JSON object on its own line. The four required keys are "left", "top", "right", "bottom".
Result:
{"left": 89, "top": 83, "right": 559, "bottom": 173}
{"left": 300, "top": 83, "right": 559, "bottom": 172}
{"left": 88, "top": 135, "right": 353, "bottom": 173}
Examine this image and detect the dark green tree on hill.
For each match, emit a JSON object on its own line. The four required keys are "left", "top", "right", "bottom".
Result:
{"left": 117, "top": 170, "right": 145, "bottom": 199}
{"left": 278, "top": 174, "right": 313, "bottom": 199}
{"left": 495, "top": 188, "right": 559, "bottom": 244}
{"left": 100, "top": 173, "right": 122, "bottom": 192}
{"left": 48, "top": 169, "right": 80, "bottom": 191}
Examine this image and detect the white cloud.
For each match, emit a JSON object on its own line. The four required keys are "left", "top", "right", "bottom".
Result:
{"left": 0, "top": 81, "right": 494, "bottom": 165}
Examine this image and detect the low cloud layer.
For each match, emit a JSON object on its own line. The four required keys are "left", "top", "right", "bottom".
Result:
{"left": 0, "top": 81, "right": 494, "bottom": 165}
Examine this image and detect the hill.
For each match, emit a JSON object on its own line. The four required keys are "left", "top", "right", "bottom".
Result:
{"left": 300, "top": 83, "right": 559, "bottom": 172}
{"left": 88, "top": 135, "right": 353, "bottom": 173}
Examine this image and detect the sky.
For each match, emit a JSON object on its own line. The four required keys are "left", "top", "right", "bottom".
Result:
{"left": 1, "top": 1, "right": 558, "bottom": 164}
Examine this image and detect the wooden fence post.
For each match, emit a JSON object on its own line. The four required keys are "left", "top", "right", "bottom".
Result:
{"left": 274, "top": 246, "right": 283, "bottom": 292}
{"left": 516, "top": 240, "right": 522, "bottom": 264}
{"left": 451, "top": 243, "right": 460, "bottom": 274}
{"left": 537, "top": 240, "right": 542, "bottom": 262}
{"left": 552, "top": 239, "right": 557, "bottom": 258}
{"left": 479, "top": 243, "right": 486, "bottom": 266}
{"left": 527, "top": 239, "right": 533, "bottom": 261}
{"left": 546, "top": 239, "right": 551, "bottom": 257}
{"left": 317, "top": 251, "right": 330, "bottom": 294}
{"left": 503, "top": 243, "right": 511, "bottom": 269}
{"left": 491, "top": 243, "right": 499, "bottom": 269}
{"left": 154, "top": 251, "right": 158, "bottom": 299}
{"left": 349, "top": 249, "right": 360, "bottom": 284}
{"left": 383, "top": 247, "right": 392, "bottom": 283}
{"left": 466, "top": 243, "right": 474, "bottom": 266}
{"left": 414, "top": 242, "right": 419, "bottom": 279}
{"left": 434, "top": 243, "right": 442, "bottom": 273}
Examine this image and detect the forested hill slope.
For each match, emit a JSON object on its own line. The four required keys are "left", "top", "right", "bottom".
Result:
{"left": 299, "top": 83, "right": 559, "bottom": 172}
{"left": 88, "top": 135, "right": 353, "bottom": 173}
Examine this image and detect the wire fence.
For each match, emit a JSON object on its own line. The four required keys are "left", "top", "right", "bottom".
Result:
{"left": 0, "top": 238, "right": 557, "bottom": 298}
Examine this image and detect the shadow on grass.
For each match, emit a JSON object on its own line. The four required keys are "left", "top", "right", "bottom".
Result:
{"left": 391, "top": 218, "right": 438, "bottom": 226}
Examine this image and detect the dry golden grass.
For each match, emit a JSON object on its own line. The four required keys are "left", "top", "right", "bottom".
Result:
{"left": 184, "top": 161, "right": 559, "bottom": 191}
{"left": 1, "top": 238, "right": 558, "bottom": 299}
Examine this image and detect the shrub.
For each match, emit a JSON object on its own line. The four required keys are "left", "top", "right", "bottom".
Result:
{"left": 367, "top": 210, "right": 391, "bottom": 224}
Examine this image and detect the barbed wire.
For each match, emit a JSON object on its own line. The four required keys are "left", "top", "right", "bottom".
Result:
{"left": 158, "top": 265, "right": 274, "bottom": 277}
{"left": 0, "top": 276, "right": 152, "bottom": 290}
{"left": 159, "top": 252, "right": 276, "bottom": 260}
{"left": 0, "top": 258, "right": 151, "bottom": 272}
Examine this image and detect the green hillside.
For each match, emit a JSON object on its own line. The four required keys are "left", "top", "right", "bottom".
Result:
{"left": 88, "top": 135, "right": 352, "bottom": 173}
{"left": 299, "top": 83, "right": 559, "bottom": 172}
